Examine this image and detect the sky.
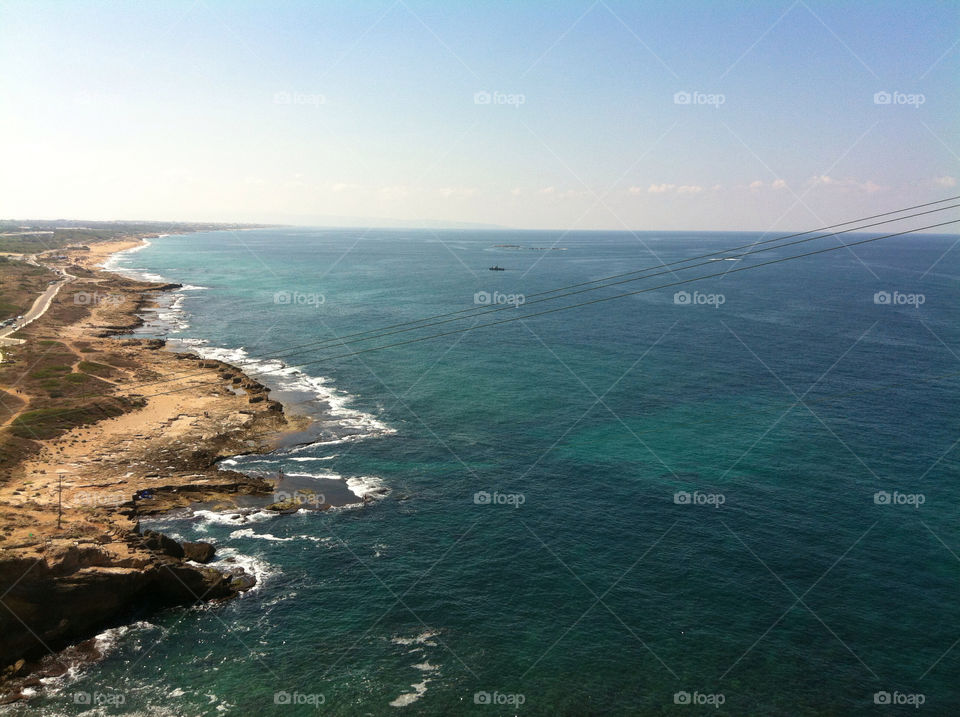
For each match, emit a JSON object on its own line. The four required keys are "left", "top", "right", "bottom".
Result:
{"left": 0, "top": 0, "right": 958, "bottom": 231}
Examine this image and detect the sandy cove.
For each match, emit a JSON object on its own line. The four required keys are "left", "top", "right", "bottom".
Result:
{"left": 0, "top": 235, "right": 314, "bottom": 699}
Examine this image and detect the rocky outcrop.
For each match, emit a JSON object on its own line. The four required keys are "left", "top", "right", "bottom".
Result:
{"left": 0, "top": 531, "right": 251, "bottom": 682}
{"left": 181, "top": 541, "right": 215, "bottom": 563}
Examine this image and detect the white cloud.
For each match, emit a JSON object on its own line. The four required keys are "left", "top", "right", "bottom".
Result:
{"left": 538, "top": 186, "right": 556, "bottom": 195}
{"left": 771, "top": 179, "right": 787, "bottom": 189}
{"left": 647, "top": 183, "right": 702, "bottom": 194}
{"left": 934, "top": 175, "right": 957, "bottom": 188}
{"left": 379, "top": 185, "right": 410, "bottom": 199}
{"left": 807, "top": 175, "right": 886, "bottom": 192}
{"left": 749, "top": 180, "right": 764, "bottom": 190}
{"left": 438, "top": 187, "right": 477, "bottom": 198}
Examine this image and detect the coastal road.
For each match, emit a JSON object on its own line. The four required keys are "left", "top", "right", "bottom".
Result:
{"left": 0, "top": 258, "right": 74, "bottom": 348}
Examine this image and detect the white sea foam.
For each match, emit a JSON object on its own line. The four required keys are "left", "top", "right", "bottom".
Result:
{"left": 94, "top": 621, "right": 157, "bottom": 657}
{"left": 229, "top": 528, "right": 331, "bottom": 544}
{"left": 229, "top": 528, "right": 295, "bottom": 542}
{"left": 285, "top": 471, "right": 342, "bottom": 481}
{"left": 289, "top": 455, "right": 337, "bottom": 462}
{"left": 391, "top": 630, "right": 439, "bottom": 647}
{"left": 209, "top": 547, "right": 276, "bottom": 593}
{"left": 193, "top": 345, "right": 396, "bottom": 444}
{"left": 191, "top": 509, "right": 275, "bottom": 531}
{"left": 347, "top": 475, "right": 389, "bottom": 500}
{"left": 99, "top": 238, "right": 152, "bottom": 274}
{"left": 388, "top": 630, "right": 440, "bottom": 708}
{"left": 32, "top": 622, "right": 158, "bottom": 696}
{"left": 389, "top": 681, "right": 429, "bottom": 708}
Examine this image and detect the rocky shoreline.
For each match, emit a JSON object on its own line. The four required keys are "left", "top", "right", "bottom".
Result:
{"left": 0, "top": 236, "right": 315, "bottom": 702}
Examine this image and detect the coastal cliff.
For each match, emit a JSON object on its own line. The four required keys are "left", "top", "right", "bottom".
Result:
{"left": 0, "top": 237, "right": 310, "bottom": 700}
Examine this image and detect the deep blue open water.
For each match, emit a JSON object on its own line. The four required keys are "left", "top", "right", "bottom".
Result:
{"left": 11, "top": 228, "right": 960, "bottom": 715}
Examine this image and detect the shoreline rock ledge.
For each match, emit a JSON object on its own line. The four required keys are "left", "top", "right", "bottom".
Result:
{"left": 0, "top": 529, "right": 252, "bottom": 700}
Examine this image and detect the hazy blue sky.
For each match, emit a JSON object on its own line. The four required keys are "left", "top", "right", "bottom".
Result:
{"left": 1, "top": 0, "right": 957, "bottom": 230}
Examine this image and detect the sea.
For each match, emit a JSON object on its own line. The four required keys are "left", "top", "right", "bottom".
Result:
{"left": 7, "top": 227, "right": 959, "bottom": 715}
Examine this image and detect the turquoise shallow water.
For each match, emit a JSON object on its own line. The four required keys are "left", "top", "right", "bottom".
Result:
{"left": 9, "top": 228, "right": 960, "bottom": 715}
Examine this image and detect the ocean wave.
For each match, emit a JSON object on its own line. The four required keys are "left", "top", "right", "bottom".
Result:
{"left": 228, "top": 528, "right": 331, "bottom": 544}
{"left": 191, "top": 509, "right": 276, "bottom": 531}
{"left": 229, "top": 528, "right": 295, "bottom": 542}
{"left": 389, "top": 681, "right": 429, "bottom": 708}
{"left": 208, "top": 547, "right": 277, "bottom": 594}
{"left": 390, "top": 630, "right": 439, "bottom": 648}
{"left": 99, "top": 238, "right": 152, "bottom": 273}
{"left": 388, "top": 630, "right": 441, "bottom": 708}
{"left": 346, "top": 475, "right": 389, "bottom": 500}
{"left": 194, "top": 345, "right": 396, "bottom": 444}
{"left": 284, "top": 471, "right": 342, "bottom": 481}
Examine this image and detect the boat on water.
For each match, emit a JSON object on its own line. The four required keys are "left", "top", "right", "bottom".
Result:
{"left": 489, "top": 265, "right": 505, "bottom": 271}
